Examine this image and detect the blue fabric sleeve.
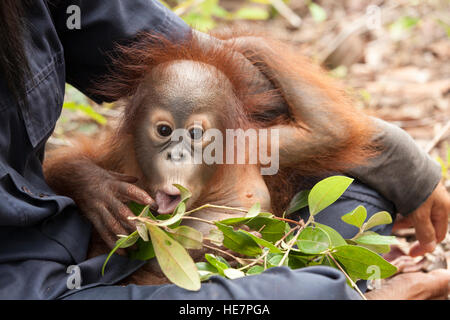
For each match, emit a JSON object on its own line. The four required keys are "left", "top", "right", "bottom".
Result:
{"left": 48, "top": 0, "right": 191, "bottom": 103}
{"left": 62, "top": 266, "right": 361, "bottom": 300}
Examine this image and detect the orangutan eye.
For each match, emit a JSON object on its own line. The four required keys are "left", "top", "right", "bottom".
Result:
{"left": 189, "top": 127, "right": 204, "bottom": 140}
{"left": 157, "top": 124, "right": 173, "bottom": 137}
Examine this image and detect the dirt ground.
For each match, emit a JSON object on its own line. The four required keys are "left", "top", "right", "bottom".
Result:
{"left": 52, "top": 0, "right": 450, "bottom": 285}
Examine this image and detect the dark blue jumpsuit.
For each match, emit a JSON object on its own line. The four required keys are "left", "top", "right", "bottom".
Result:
{"left": 0, "top": 0, "right": 394, "bottom": 300}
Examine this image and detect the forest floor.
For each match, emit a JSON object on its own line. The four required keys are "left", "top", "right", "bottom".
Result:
{"left": 52, "top": 0, "right": 450, "bottom": 287}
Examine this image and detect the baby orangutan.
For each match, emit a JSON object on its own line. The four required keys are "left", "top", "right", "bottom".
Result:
{"left": 44, "top": 31, "right": 382, "bottom": 286}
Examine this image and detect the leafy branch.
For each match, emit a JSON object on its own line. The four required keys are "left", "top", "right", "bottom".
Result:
{"left": 102, "top": 176, "right": 398, "bottom": 298}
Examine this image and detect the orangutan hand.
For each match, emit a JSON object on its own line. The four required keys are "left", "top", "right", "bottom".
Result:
{"left": 68, "top": 163, "right": 157, "bottom": 250}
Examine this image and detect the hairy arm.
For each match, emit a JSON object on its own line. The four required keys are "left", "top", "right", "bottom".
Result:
{"left": 43, "top": 135, "right": 156, "bottom": 249}
{"left": 227, "top": 36, "right": 375, "bottom": 173}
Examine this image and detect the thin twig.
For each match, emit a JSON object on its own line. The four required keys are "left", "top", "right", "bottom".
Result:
{"left": 238, "top": 248, "right": 270, "bottom": 271}
{"left": 238, "top": 225, "right": 301, "bottom": 271}
{"left": 203, "top": 243, "right": 249, "bottom": 265}
{"left": 425, "top": 120, "right": 450, "bottom": 153}
{"left": 181, "top": 216, "right": 216, "bottom": 225}
{"left": 276, "top": 225, "right": 301, "bottom": 245}
{"left": 185, "top": 204, "right": 248, "bottom": 215}
{"left": 326, "top": 252, "right": 367, "bottom": 300}
{"left": 270, "top": 0, "right": 302, "bottom": 28}
{"left": 274, "top": 216, "right": 305, "bottom": 227}
{"left": 277, "top": 216, "right": 313, "bottom": 266}
{"left": 278, "top": 228, "right": 301, "bottom": 266}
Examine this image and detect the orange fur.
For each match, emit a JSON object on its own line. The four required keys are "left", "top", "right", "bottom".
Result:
{"left": 46, "top": 29, "right": 377, "bottom": 216}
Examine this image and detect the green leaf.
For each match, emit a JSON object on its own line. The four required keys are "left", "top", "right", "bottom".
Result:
{"left": 329, "top": 65, "right": 348, "bottom": 79}
{"left": 129, "top": 238, "right": 155, "bottom": 261}
{"left": 219, "top": 217, "right": 252, "bottom": 226}
{"left": 308, "top": 3, "right": 327, "bottom": 22}
{"left": 215, "top": 255, "right": 231, "bottom": 267}
{"left": 250, "top": 0, "right": 271, "bottom": 4}
{"left": 138, "top": 204, "right": 150, "bottom": 217}
{"left": 196, "top": 261, "right": 219, "bottom": 281}
{"left": 245, "top": 217, "right": 287, "bottom": 243}
{"left": 182, "top": 12, "right": 216, "bottom": 32}
{"left": 341, "top": 205, "right": 367, "bottom": 229}
{"left": 211, "top": 5, "right": 230, "bottom": 19}
{"left": 173, "top": 184, "right": 192, "bottom": 203}
{"left": 155, "top": 214, "right": 181, "bottom": 228}
{"left": 314, "top": 222, "right": 347, "bottom": 247}
{"left": 245, "top": 203, "right": 261, "bottom": 218}
{"left": 389, "top": 16, "right": 420, "bottom": 39}
{"left": 207, "top": 228, "right": 224, "bottom": 246}
{"left": 199, "top": 0, "right": 219, "bottom": 15}
{"left": 307, "top": 255, "right": 326, "bottom": 267}
{"left": 196, "top": 261, "right": 218, "bottom": 273}
{"left": 215, "top": 223, "right": 262, "bottom": 256}
{"left": 205, "top": 254, "right": 229, "bottom": 275}
{"left": 102, "top": 231, "right": 139, "bottom": 275}
{"left": 447, "top": 142, "right": 450, "bottom": 164}
{"left": 246, "top": 265, "right": 265, "bottom": 275}
{"left": 363, "top": 211, "right": 392, "bottom": 231}
{"left": 147, "top": 224, "right": 200, "bottom": 291}
{"left": 198, "top": 270, "right": 215, "bottom": 281}
{"left": 223, "top": 268, "right": 246, "bottom": 279}
{"left": 168, "top": 225, "right": 203, "bottom": 249}
{"left": 128, "top": 202, "right": 158, "bottom": 225}
{"left": 174, "top": 200, "right": 186, "bottom": 215}
{"left": 116, "top": 232, "right": 139, "bottom": 248}
{"left": 128, "top": 202, "right": 153, "bottom": 217}
{"left": 354, "top": 232, "right": 399, "bottom": 246}
{"left": 239, "top": 229, "right": 282, "bottom": 253}
{"left": 234, "top": 7, "right": 269, "bottom": 20}
{"left": 286, "top": 190, "right": 310, "bottom": 215}
{"left": 136, "top": 222, "right": 149, "bottom": 241}
{"left": 63, "top": 101, "right": 107, "bottom": 125}
{"left": 196, "top": 261, "right": 221, "bottom": 281}
{"left": 323, "top": 254, "right": 340, "bottom": 270}
{"left": 308, "top": 176, "right": 353, "bottom": 216}
{"left": 267, "top": 254, "right": 285, "bottom": 267}
{"left": 437, "top": 157, "right": 448, "bottom": 180}
{"left": 391, "top": 16, "right": 420, "bottom": 30}
{"left": 153, "top": 202, "right": 186, "bottom": 227}
{"left": 356, "top": 243, "right": 391, "bottom": 254}
{"left": 219, "top": 212, "right": 273, "bottom": 227}
{"left": 332, "top": 245, "right": 397, "bottom": 280}
{"left": 297, "top": 226, "right": 331, "bottom": 254}
{"left": 288, "top": 254, "right": 308, "bottom": 269}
